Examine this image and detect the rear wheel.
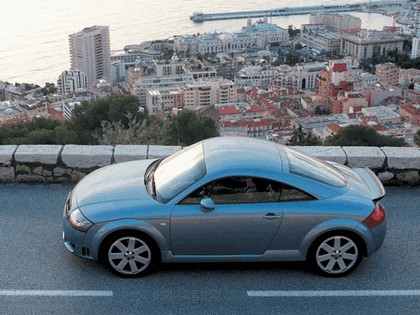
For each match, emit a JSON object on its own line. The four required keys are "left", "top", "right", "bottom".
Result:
{"left": 105, "top": 234, "right": 154, "bottom": 277}
{"left": 309, "top": 234, "right": 362, "bottom": 277}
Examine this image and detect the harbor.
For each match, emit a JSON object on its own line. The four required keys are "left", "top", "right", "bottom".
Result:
{"left": 190, "top": 1, "right": 404, "bottom": 22}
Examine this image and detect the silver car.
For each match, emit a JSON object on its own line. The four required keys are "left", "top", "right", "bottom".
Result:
{"left": 63, "top": 137, "right": 386, "bottom": 277}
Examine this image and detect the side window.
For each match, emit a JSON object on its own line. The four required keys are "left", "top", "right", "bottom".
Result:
{"left": 210, "top": 177, "right": 282, "bottom": 204}
{"left": 179, "top": 183, "right": 213, "bottom": 205}
{"left": 179, "top": 177, "right": 314, "bottom": 205}
{"left": 280, "top": 184, "right": 314, "bottom": 201}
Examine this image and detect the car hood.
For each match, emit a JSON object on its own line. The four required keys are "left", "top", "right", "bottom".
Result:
{"left": 73, "top": 159, "right": 156, "bottom": 208}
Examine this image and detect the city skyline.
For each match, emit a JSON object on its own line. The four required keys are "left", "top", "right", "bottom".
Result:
{"left": 0, "top": 0, "right": 396, "bottom": 86}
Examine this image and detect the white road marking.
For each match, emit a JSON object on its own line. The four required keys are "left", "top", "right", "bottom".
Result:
{"left": 247, "top": 290, "right": 420, "bottom": 297}
{"left": 0, "top": 290, "right": 113, "bottom": 297}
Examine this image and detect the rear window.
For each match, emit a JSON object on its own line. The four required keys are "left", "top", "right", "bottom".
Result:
{"left": 283, "top": 147, "right": 347, "bottom": 188}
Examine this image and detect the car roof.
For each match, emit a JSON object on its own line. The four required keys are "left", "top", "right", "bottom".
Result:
{"left": 202, "top": 137, "right": 285, "bottom": 177}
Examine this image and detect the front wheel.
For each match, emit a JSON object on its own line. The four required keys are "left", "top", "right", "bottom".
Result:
{"left": 105, "top": 234, "right": 154, "bottom": 277}
{"left": 309, "top": 234, "right": 362, "bottom": 277}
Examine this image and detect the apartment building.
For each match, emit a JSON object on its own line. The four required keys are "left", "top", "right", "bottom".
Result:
{"left": 183, "top": 77, "right": 237, "bottom": 108}
{"left": 316, "top": 59, "right": 353, "bottom": 105}
{"left": 375, "top": 62, "right": 400, "bottom": 87}
{"left": 332, "top": 92, "right": 368, "bottom": 114}
{"left": 133, "top": 74, "right": 193, "bottom": 108}
{"left": 399, "top": 68, "right": 420, "bottom": 87}
{"left": 362, "top": 84, "right": 402, "bottom": 106}
{"left": 399, "top": 102, "right": 420, "bottom": 125}
{"left": 146, "top": 88, "right": 183, "bottom": 115}
{"left": 69, "top": 26, "right": 112, "bottom": 85}
{"left": 309, "top": 13, "right": 361, "bottom": 31}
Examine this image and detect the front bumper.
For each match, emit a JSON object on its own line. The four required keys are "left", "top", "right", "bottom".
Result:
{"left": 62, "top": 220, "right": 93, "bottom": 260}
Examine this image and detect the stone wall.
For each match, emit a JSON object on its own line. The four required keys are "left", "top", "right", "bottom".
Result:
{"left": 0, "top": 144, "right": 419, "bottom": 186}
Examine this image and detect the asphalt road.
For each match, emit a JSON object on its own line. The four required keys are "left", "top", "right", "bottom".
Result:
{"left": 0, "top": 185, "right": 419, "bottom": 315}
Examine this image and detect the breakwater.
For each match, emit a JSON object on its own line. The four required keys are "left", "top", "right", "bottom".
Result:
{"left": 190, "top": 1, "right": 403, "bottom": 22}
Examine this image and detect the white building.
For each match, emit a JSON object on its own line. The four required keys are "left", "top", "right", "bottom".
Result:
{"left": 174, "top": 19, "right": 288, "bottom": 57}
{"left": 361, "top": 106, "right": 401, "bottom": 125}
{"left": 341, "top": 30, "right": 405, "bottom": 60}
{"left": 273, "top": 62, "right": 327, "bottom": 90}
{"left": 57, "top": 69, "right": 88, "bottom": 95}
{"left": 69, "top": 26, "right": 112, "bottom": 85}
{"left": 300, "top": 24, "right": 342, "bottom": 54}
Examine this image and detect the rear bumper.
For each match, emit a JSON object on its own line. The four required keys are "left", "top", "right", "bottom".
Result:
{"left": 366, "top": 219, "right": 387, "bottom": 256}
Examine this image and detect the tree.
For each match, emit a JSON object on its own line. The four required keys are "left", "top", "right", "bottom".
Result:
{"left": 53, "top": 125, "right": 79, "bottom": 144}
{"left": 68, "top": 94, "right": 143, "bottom": 144}
{"left": 414, "top": 130, "right": 420, "bottom": 147}
{"left": 41, "top": 82, "right": 57, "bottom": 96}
{"left": 325, "top": 125, "right": 406, "bottom": 147}
{"left": 288, "top": 126, "right": 322, "bottom": 146}
{"left": 0, "top": 117, "right": 63, "bottom": 145}
{"left": 286, "top": 46, "right": 300, "bottom": 66}
{"left": 314, "top": 106, "right": 330, "bottom": 115}
{"left": 164, "top": 110, "right": 219, "bottom": 146}
{"left": 97, "top": 112, "right": 166, "bottom": 145}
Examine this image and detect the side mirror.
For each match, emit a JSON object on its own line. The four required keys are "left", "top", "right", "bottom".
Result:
{"left": 200, "top": 197, "right": 215, "bottom": 211}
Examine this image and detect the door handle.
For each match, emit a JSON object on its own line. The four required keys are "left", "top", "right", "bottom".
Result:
{"left": 263, "top": 213, "right": 280, "bottom": 220}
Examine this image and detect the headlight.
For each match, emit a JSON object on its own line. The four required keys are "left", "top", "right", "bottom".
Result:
{"left": 68, "top": 209, "right": 93, "bottom": 232}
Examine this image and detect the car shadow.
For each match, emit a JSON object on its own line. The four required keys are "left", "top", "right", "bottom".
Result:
{"left": 157, "top": 261, "right": 309, "bottom": 274}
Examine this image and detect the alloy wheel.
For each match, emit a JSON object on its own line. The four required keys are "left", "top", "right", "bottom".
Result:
{"left": 107, "top": 236, "right": 152, "bottom": 276}
{"left": 315, "top": 235, "right": 360, "bottom": 276}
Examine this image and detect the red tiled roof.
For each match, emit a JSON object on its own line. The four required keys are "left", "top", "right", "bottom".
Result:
{"left": 246, "top": 104, "right": 266, "bottom": 113}
{"left": 222, "top": 120, "right": 246, "bottom": 128}
{"left": 219, "top": 105, "right": 241, "bottom": 115}
{"left": 400, "top": 102, "right": 420, "bottom": 115}
{"left": 247, "top": 119, "right": 271, "bottom": 127}
{"left": 407, "top": 90, "right": 420, "bottom": 96}
{"left": 332, "top": 63, "right": 347, "bottom": 72}
{"left": 327, "top": 123, "right": 341, "bottom": 133}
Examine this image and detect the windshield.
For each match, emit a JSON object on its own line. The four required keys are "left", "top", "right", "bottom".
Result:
{"left": 283, "top": 146, "right": 347, "bottom": 188}
{"left": 153, "top": 141, "right": 207, "bottom": 203}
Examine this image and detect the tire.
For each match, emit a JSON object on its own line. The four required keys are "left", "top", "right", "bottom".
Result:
{"left": 104, "top": 233, "right": 154, "bottom": 278}
{"left": 309, "top": 233, "right": 363, "bottom": 277}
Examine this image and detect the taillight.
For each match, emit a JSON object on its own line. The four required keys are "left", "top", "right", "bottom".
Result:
{"left": 362, "top": 203, "right": 386, "bottom": 228}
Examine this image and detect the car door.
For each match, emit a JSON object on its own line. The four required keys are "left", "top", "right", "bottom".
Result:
{"left": 170, "top": 176, "right": 283, "bottom": 256}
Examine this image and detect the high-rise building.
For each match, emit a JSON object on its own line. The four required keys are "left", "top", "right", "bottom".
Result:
{"left": 411, "top": 7, "right": 420, "bottom": 60}
{"left": 69, "top": 26, "right": 112, "bottom": 85}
